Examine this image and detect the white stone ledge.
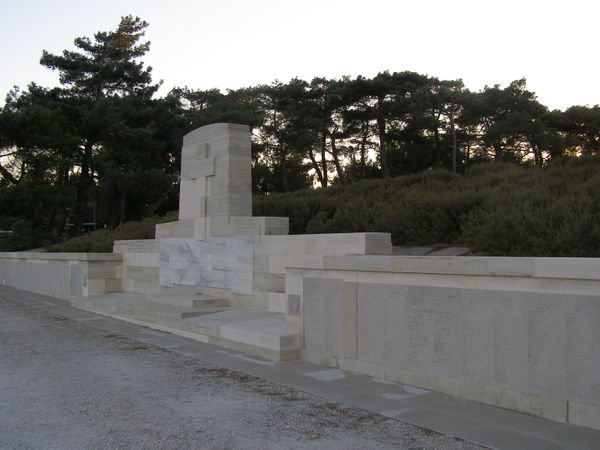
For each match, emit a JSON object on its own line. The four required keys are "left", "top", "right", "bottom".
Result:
{"left": 114, "top": 239, "right": 160, "bottom": 253}
{"left": 286, "top": 255, "right": 600, "bottom": 281}
{"left": 0, "top": 252, "right": 122, "bottom": 262}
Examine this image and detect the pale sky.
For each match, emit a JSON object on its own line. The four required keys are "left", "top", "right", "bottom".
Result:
{"left": 1, "top": 0, "right": 598, "bottom": 111}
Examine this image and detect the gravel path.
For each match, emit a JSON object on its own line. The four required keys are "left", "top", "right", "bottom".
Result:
{"left": 0, "top": 296, "right": 483, "bottom": 449}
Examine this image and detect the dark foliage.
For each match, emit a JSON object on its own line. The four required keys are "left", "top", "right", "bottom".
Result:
{"left": 254, "top": 158, "right": 600, "bottom": 256}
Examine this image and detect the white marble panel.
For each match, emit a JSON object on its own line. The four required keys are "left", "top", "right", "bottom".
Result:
{"left": 159, "top": 237, "right": 253, "bottom": 295}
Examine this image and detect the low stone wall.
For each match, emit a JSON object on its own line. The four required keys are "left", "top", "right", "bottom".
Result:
{"left": 6, "top": 240, "right": 598, "bottom": 430}
{"left": 113, "top": 232, "right": 392, "bottom": 312}
{"left": 113, "top": 240, "right": 161, "bottom": 294}
{"left": 0, "top": 252, "right": 122, "bottom": 299}
{"left": 286, "top": 255, "right": 600, "bottom": 430}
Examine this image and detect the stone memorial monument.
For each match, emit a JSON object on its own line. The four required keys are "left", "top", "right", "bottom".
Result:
{"left": 156, "top": 123, "right": 288, "bottom": 240}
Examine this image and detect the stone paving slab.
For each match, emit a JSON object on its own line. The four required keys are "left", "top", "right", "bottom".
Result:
{"left": 72, "top": 291, "right": 301, "bottom": 360}
{"left": 1, "top": 284, "right": 598, "bottom": 449}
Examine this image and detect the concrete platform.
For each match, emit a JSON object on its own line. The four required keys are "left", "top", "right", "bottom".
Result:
{"left": 71, "top": 291, "right": 300, "bottom": 361}
{"left": 3, "top": 284, "right": 598, "bottom": 450}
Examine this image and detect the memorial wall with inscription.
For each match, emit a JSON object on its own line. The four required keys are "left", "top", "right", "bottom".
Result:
{"left": 291, "top": 256, "right": 600, "bottom": 430}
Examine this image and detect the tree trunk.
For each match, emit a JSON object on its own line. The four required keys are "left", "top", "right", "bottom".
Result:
{"left": 329, "top": 133, "right": 344, "bottom": 184}
{"left": 320, "top": 134, "right": 328, "bottom": 187}
{"left": 119, "top": 191, "right": 127, "bottom": 225}
{"left": 280, "top": 150, "right": 289, "bottom": 192}
{"left": 493, "top": 142, "right": 504, "bottom": 161}
{"left": 71, "top": 141, "right": 94, "bottom": 237}
{"left": 307, "top": 149, "right": 325, "bottom": 188}
{"left": 360, "top": 123, "right": 368, "bottom": 178}
{"left": 433, "top": 110, "right": 442, "bottom": 167}
{"left": 376, "top": 115, "right": 389, "bottom": 177}
{"left": 145, "top": 193, "right": 168, "bottom": 216}
{"left": 449, "top": 110, "right": 458, "bottom": 173}
{"left": 46, "top": 207, "right": 57, "bottom": 237}
{"left": 0, "top": 161, "right": 18, "bottom": 184}
{"left": 531, "top": 142, "right": 543, "bottom": 167}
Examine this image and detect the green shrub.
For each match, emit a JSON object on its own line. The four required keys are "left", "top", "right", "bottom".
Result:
{"left": 44, "top": 211, "right": 178, "bottom": 253}
{"left": 39, "top": 159, "right": 600, "bottom": 256}
{"left": 253, "top": 158, "right": 600, "bottom": 256}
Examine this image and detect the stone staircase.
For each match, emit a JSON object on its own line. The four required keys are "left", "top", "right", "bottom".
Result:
{"left": 71, "top": 292, "right": 300, "bottom": 361}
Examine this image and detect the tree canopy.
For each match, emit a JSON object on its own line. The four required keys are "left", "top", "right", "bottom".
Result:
{"left": 1, "top": 16, "right": 599, "bottom": 250}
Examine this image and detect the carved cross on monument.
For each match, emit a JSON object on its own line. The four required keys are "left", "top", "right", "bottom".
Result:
{"left": 156, "top": 123, "right": 288, "bottom": 240}
{"left": 179, "top": 143, "right": 215, "bottom": 220}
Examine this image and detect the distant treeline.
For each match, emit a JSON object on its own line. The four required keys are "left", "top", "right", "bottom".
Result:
{"left": 189, "top": 75, "right": 600, "bottom": 193}
{"left": 0, "top": 16, "right": 599, "bottom": 251}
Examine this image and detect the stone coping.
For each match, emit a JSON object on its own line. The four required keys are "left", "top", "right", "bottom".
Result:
{"left": 287, "top": 255, "right": 600, "bottom": 281}
{"left": 0, "top": 252, "right": 122, "bottom": 262}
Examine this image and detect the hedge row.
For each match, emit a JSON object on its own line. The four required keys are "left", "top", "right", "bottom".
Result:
{"left": 42, "top": 158, "right": 600, "bottom": 257}
{"left": 254, "top": 158, "right": 600, "bottom": 257}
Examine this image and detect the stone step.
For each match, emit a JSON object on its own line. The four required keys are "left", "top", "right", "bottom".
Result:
{"left": 145, "top": 292, "right": 228, "bottom": 308}
{"left": 116, "top": 300, "right": 230, "bottom": 321}
{"left": 71, "top": 292, "right": 300, "bottom": 361}
{"left": 71, "top": 293, "right": 229, "bottom": 321}
{"left": 183, "top": 309, "right": 300, "bottom": 360}
{"left": 71, "top": 292, "right": 138, "bottom": 314}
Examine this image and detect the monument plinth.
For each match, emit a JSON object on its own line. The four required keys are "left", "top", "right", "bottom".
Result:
{"left": 156, "top": 123, "right": 289, "bottom": 240}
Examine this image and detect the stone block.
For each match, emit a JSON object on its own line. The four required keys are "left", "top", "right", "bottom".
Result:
{"left": 219, "top": 316, "right": 300, "bottom": 351}
{"left": 343, "top": 282, "right": 358, "bottom": 359}
{"left": 284, "top": 269, "right": 304, "bottom": 297}
{"left": 569, "top": 402, "right": 600, "bottom": 430}
{"left": 516, "top": 391, "right": 567, "bottom": 422}
{"left": 260, "top": 217, "right": 290, "bottom": 236}
{"left": 254, "top": 273, "right": 285, "bottom": 293}
{"left": 253, "top": 255, "right": 269, "bottom": 272}
{"left": 254, "top": 233, "right": 389, "bottom": 256}
{"left": 87, "top": 278, "right": 106, "bottom": 296}
{"left": 227, "top": 292, "right": 270, "bottom": 311}
{"left": 155, "top": 219, "right": 194, "bottom": 239}
{"left": 534, "top": 257, "right": 600, "bottom": 280}
{"left": 181, "top": 156, "right": 215, "bottom": 180}
{"left": 178, "top": 123, "right": 253, "bottom": 220}
{"left": 87, "top": 263, "right": 118, "bottom": 279}
{"left": 70, "top": 264, "right": 84, "bottom": 297}
{"left": 123, "top": 252, "right": 160, "bottom": 268}
{"left": 288, "top": 294, "right": 301, "bottom": 316}
{"left": 20, "top": 261, "right": 71, "bottom": 299}
{"left": 105, "top": 278, "right": 122, "bottom": 293}
{"left": 364, "top": 233, "right": 393, "bottom": 255}
{"left": 534, "top": 277, "right": 600, "bottom": 296}
{"left": 125, "top": 266, "right": 159, "bottom": 282}
{"left": 267, "top": 254, "right": 324, "bottom": 274}
{"left": 302, "top": 277, "right": 345, "bottom": 360}
{"left": 323, "top": 255, "right": 393, "bottom": 272}
{"left": 268, "top": 293, "right": 288, "bottom": 313}
{"left": 114, "top": 239, "right": 159, "bottom": 254}
{"left": 178, "top": 180, "right": 197, "bottom": 219}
